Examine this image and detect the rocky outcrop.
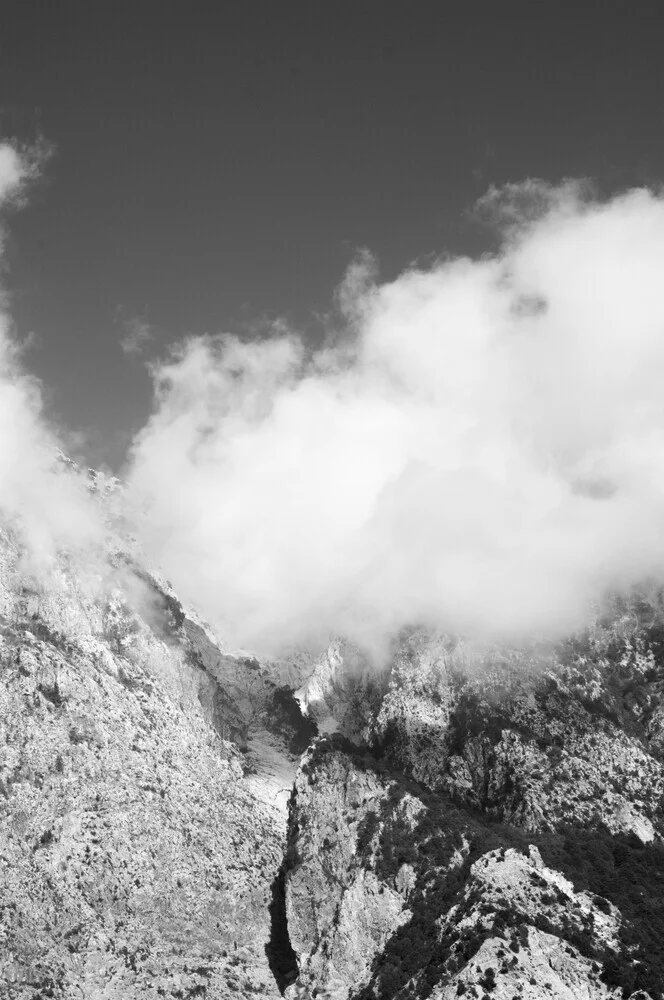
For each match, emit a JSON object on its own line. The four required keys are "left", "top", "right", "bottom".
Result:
{"left": 430, "top": 846, "right": 621, "bottom": 999}
{"left": 284, "top": 737, "right": 661, "bottom": 999}
{"left": 294, "top": 639, "right": 384, "bottom": 740}
{"left": 432, "top": 926, "right": 617, "bottom": 1000}
{"left": 284, "top": 745, "right": 420, "bottom": 998}
{"left": 297, "top": 624, "right": 664, "bottom": 841}
{"left": 283, "top": 602, "right": 664, "bottom": 1000}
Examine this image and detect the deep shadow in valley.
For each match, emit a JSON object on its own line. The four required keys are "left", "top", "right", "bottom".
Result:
{"left": 265, "top": 861, "right": 299, "bottom": 994}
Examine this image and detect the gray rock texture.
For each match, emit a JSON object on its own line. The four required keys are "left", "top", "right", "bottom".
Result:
{"left": 283, "top": 617, "right": 664, "bottom": 1000}
{"left": 0, "top": 479, "right": 304, "bottom": 998}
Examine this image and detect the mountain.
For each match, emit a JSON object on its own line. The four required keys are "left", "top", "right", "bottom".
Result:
{"left": 1, "top": 464, "right": 663, "bottom": 999}
{"left": 286, "top": 620, "right": 664, "bottom": 1000}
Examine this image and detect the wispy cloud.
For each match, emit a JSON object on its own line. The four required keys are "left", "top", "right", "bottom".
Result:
{"left": 0, "top": 143, "right": 103, "bottom": 575}
{"left": 119, "top": 314, "right": 154, "bottom": 357}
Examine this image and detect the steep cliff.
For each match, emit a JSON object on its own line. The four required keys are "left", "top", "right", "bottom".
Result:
{"left": 284, "top": 606, "right": 664, "bottom": 1000}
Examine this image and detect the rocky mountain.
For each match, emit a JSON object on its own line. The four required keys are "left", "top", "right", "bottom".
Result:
{"left": 1, "top": 463, "right": 664, "bottom": 999}
{"left": 286, "top": 617, "right": 664, "bottom": 1000}
{"left": 0, "top": 466, "right": 314, "bottom": 999}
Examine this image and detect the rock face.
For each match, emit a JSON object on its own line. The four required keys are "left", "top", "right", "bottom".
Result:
{"left": 283, "top": 614, "right": 664, "bottom": 1000}
{"left": 285, "top": 747, "right": 419, "bottom": 997}
{"left": 2, "top": 465, "right": 664, "bottom": 999}
{"left": 0, "top": 476, "right": 310, "bottom": 998}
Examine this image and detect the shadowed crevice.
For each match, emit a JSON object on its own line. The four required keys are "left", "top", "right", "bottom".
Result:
{"left": 265, "top": 861, "right": 299, "bottom": 994}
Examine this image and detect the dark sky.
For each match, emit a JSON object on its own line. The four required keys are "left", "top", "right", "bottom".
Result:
{"left": 1, "top": 2, "right": 663, "bottom": 470}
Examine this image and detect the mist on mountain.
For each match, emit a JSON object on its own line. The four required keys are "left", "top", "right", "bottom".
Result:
{"left": 4, "top": 139, "right": 664, "bottom": 663}
{"left": 126, "top": 181, "right": 664, "bottom": 658}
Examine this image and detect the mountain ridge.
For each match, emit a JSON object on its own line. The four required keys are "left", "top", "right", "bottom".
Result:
{"left": 1, "top": 459, "right": 663, "bottom": 998}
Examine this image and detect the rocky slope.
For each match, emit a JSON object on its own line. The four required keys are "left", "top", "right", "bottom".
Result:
{"left": 0, "top": 469, "right": 312, "bottom": 999}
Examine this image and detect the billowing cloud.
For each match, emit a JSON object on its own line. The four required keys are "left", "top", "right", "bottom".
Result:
{"left": 5, "top": 140, "right": 664, "bottom": 661}
{"left": 126, "top": 180, "right": 664, "bottom": 657}
{"left": 0, "top": 143, "right": 102, "bottom": 576}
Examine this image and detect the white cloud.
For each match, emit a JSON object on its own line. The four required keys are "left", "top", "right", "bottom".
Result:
{"left": 126, "top": 180, "right": 664, "bottom": 658}
{"left": 0, "top": 144, "right": 31, "bottom": 202}
{"left": 0, "top": 143, "right": 103, "bottom": 575}
{"left": 4, "top": 138, "right": 664, "bottom": 663}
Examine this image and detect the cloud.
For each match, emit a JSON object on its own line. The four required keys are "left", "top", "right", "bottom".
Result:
{"left": 6, "top": 139, "right": 664, "bottom": 662}
{"left": 0, "top": 143, "right": 103, "bottom": 577}
{"left": 0, "top": 145, "right": 25, "bottom": 202}
{"left": 118, "top": 312, "right": 155, "bottom": 357}
{"left": 124, "top": 179, "right": 664, "bottom": 658}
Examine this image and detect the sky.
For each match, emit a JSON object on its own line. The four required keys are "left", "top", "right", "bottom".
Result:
{"left": 4, "top": 4, "right": 664, "bottom": 657}
{"left": 2, "top": 2, "right": 664, "bottom": 471}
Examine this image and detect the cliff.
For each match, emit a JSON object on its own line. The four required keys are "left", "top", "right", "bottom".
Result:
{"left": 284, "top": 612, "right": 664, "bottom": 999}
